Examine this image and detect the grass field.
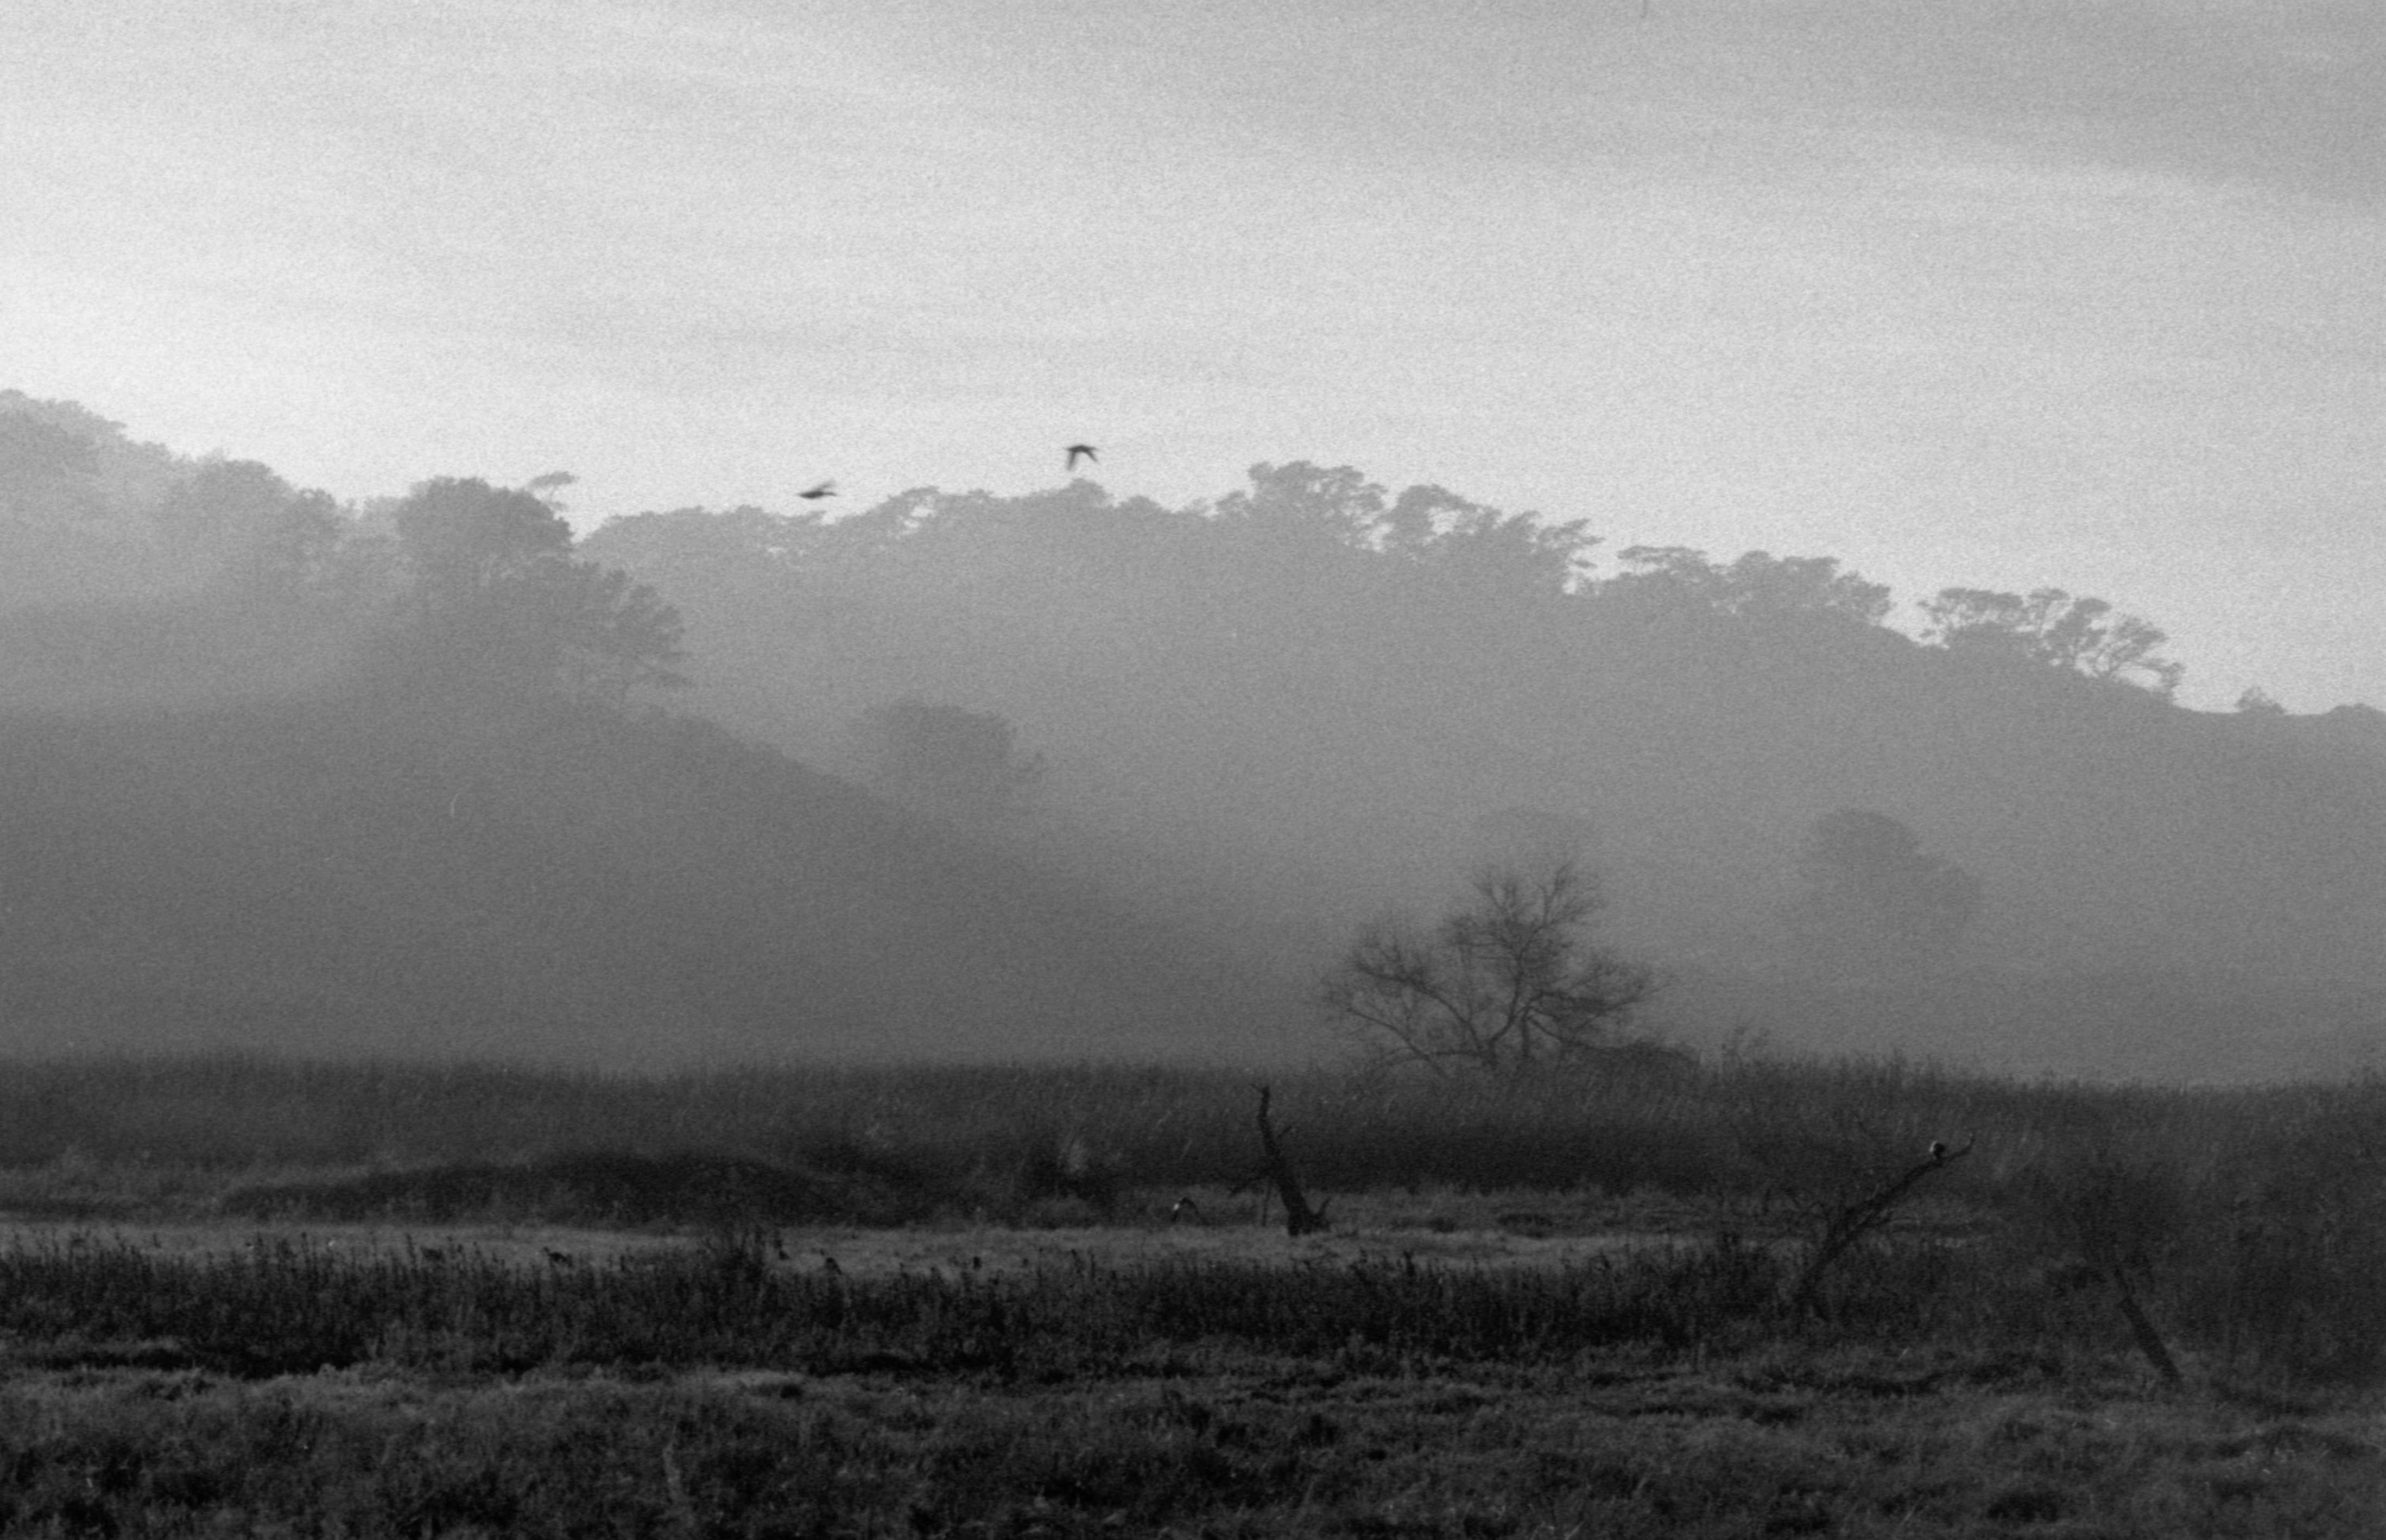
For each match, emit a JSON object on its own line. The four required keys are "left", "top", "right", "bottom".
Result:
{"left": 0, "top": 1053, "right": 2378, "bottom": 1536}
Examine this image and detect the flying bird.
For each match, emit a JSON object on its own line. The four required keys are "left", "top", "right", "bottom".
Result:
{"left": 798, "top": 480, "right": 838, "bottom": 500}
{"left": 1064, "top": 443, "right": 1098, "bottom": 471}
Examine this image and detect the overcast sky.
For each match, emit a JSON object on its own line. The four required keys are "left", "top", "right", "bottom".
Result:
{"left": 7, "top": 0, "right": 2381, "bottom": 709}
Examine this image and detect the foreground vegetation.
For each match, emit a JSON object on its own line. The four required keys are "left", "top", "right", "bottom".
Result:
{"left": 8, "top": 1347, "right": 2378, "bottom": 1537}
{"left": 0, "top": 1226, "right": 2380, "bottom": 1537}
{"left": 7, "top": 1049, "right": 2382, "bottom": 1384}
{"left": 0, "top": 1053, "right": 2379, "bottom": 1533}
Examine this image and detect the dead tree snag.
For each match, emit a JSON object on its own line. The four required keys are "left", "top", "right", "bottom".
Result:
{"left": 1787, "top": 1136, "right": 1973, "bottom": 1317}
{"left": 1254, "top": 1085, "right": 1330, "bottom": 1237}
{"left": 2107, "top": 1264, "right": 2184, "bottom": 1385}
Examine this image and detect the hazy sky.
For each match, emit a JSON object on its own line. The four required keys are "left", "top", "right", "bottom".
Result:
{"left": 8, "top": 0, "right": 2382, "bottom": 709}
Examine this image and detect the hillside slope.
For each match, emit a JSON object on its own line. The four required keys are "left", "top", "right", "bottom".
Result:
{"left": 0, "top": 692, "right": 1279, "bottom": 1063}
{"left": 0, "top": 395, "right": 1287, "bottom": 1063}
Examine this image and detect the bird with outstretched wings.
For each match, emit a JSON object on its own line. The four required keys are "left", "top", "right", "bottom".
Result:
{"left": 798, "top": 480, "right": 837, "bottom": 500}
{"left": 1064, "top": 443, "right": 1098, "bottom": 471}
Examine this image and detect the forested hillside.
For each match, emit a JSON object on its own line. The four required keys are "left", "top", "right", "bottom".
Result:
{"left": 3, "top": 390, "right": 2380, "bottom": 1075}
{"left": 584, "top": 470, "right": 2386, "bottom": 1078}
{"left": 0, "top": 395, "right": 1277, "bottom": 1063}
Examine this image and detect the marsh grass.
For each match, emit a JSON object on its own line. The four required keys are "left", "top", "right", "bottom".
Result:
{"left": 0, "top": 1053, "right": 2382, "bottom": 1384}
{"left": 0, "top": 1044, "right": 2381, "bottom": 1534}
{"left": 0, "top": 1217, "right": 2330, "bottom": 1408}
{"left": 0, "top": 1228, "right": 1792, "bottom": 1380}
{"left": 0, "top": 1304, "right": 2376, "bottom": 1537}
{"left": 0, "top": 1050, "right": 2333, "bottom": 1194}
{"left": 224, "top": 1149, "right": 932, "bottom": 1227}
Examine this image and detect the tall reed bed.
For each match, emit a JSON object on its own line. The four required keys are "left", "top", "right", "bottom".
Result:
{"left": 0, "top": 1052, "right": 2375, "bottom": 1205}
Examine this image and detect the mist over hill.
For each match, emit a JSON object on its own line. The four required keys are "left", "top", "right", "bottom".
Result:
{"left": 1, "top": 390, "right": 2379, "bottom": 1076}
{"left": 0, "top": 394, "right": 1276, "bottom": 1065}
{"left": 0, "top": 696, "right": 1282, "bottom": 1065}
{"left": 584, "top": 470, "right": 2386, "bottom": 1079}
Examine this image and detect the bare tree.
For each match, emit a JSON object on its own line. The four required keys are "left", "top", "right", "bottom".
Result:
{"left": 1322, "top": 862, "right": 1655, "bottom": 1075}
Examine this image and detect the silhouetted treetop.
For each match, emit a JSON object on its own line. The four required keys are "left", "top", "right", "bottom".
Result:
{"left": 1205, "top": 464, "right": 1598, "bottom": 592}
{"left": 1604, "top": 547, "right": 1895, "bottom": 626}
{"left": 394, "top": 477, "right": 577, "bottom": 613}
{"left": 0, "top": 413, "right": 102, "bottom": 515}
{"left": 1918, "top": 586, "right": 2183, "bottom": 697}
{"left": 0, "top": 393, "right": 326, "bottom": 606}
{"left": 152, "top": 459, "right": 349, "bottom": 604}
{"left": 1212, "top": 462, "right": 1387, "bottom": 546}
{"left": 377, "top": 477, "right": 686, "bottom": 703}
